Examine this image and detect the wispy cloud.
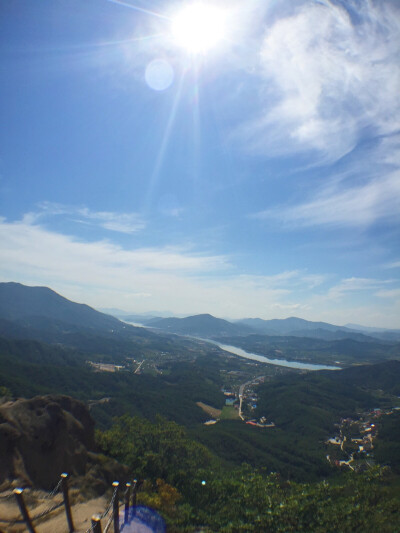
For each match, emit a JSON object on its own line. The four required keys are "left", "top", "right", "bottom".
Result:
{"left": 375, "top": 288, "right": 400, "bottom": 300}
{"left": 1, "top": 214, "right": 398, "bottom": 325}
{"left": 384, "top": 260, "right": 400, "bottom": 269}
{"left": 254, "top": 167, "right": 400, "bottom": 228}
{"left": 239, "top": 0, "right": 400, "bottom": 163}
{"left": 27, "top": 202, "right": 146, "bottom": 234}
{"left": 0, "top": 214, "right": 325, "bottom": 318}
{"left": 0, "top": 215, "right": 227, "bottom": 275}
{"left": 328, "top": 277, "right": 395, "bottom": 299}
{"left": 271, "top": 302, "right": 309, "bottom": 312}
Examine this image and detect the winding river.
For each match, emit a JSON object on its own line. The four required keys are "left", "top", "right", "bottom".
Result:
{"left": 124, "top": 321, "right": 340, "bottom": 371}
{"left": 208, "top": 340, "right": 340, "bottom": 371}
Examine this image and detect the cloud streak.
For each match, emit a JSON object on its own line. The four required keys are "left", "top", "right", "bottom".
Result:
{"left": 239, "top": 0, "right": 400, "bottom": 163}
{"left": 254, "top": 167, "right": 400, "bottom": 228}
{"left": 328, "top": 277, "right": 395, "bottom": 298}
{"left": 384, "top": 260, "right": 400, "bottom": 269}
{"left": 28, "top": 202, "right": 146, "bottom": 234}
{"left": 0, "top": 214, "right": 399, "bottom": 326}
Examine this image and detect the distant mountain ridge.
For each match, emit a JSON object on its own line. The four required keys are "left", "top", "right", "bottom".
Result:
{"left": 344, "top": 323, "right": 400, "bottom": 342}
{"left": 0, "top": 282, "right": 123, "bottom": 331}
{"left": 1, "top": 282, "right": 399, "bottom": 344}
{"left": 145, "top": 313, "right": 255, "bottom": 338}
{"left": 0, "top": 282, "right": 157, "bottom": 355}
{"left": 139, "top": 313, "right": 399, "bottom": 343}
{"left": 0, "top": 283, "right": 229, "bottom": 362}
{"left": 235, "top": 316, "right": 400, "bottom": 342}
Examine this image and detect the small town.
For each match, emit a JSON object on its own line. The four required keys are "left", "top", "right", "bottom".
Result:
{"left": 201, "top": 375, "right": 276, "bottom": 428}
{"left": 325, "top": 407, "right": 399, "bottom": 471}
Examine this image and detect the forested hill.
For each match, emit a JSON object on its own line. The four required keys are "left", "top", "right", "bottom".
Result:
{"left": 325, "top": 359, "right": 400, "bottom": 394}
{"left": 0, "top": 281, "right": 123, "bottom": 331}
{"left": 0, "top": 282, "right": 210, "bottom": 360}
{"left": 255, "top": 359, "right": 400, "bottom": 434}
{"left": 146, "top": 313, "right": 255, "bottom": 337}
{"left": 213, "top": 332, "right": 400, "bottom": 366}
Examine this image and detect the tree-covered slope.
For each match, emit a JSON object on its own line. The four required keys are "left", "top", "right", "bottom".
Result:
{"left": 214, "top": 333, "right": 400, "bottom": 366}
{"left": 0, "top": 281, "right": 124, "bottom": 330}
{"left": 147, "top": 313, "right": 255, "bottom": 338}
{"left": 0, "top": 336, "right": 225, "bottom": 428}
{"left": 98, "top": 415, "right": 400, "bottom": 532}
{"left": 190, "top": 360, "right": 400, "bottom": 482}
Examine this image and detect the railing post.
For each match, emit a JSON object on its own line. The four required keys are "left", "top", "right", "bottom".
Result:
{"left": 61, "top": 473, "right": 75, "bottom": 533}
{"left": 13, "top": 488, "right": 36, "bottom": 533}
{"left": 124, "top": 482, "right": 131, "bottom": 523}
{"left": 91, "top": 514, "right": 102, "bottom": 533}
{"left": 132, "top": 479, "right": 137, "bottom": 511}
{"left": 112, "top": 481, "right": 120, "bottom": 533}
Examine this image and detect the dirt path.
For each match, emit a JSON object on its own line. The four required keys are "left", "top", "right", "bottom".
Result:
{"left": 38, "top": 495, "right": 109, "bottom": 533}
{"left": 0, "top": 492, "right": 109, "bottom": 533}
{"left": 196, "top": 402, "right": 221, "bottom": 419}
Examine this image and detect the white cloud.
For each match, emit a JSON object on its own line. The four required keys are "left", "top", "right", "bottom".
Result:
{"left": 375, "top": 288, "right": 400, "bottom": 300}
{"left": 30, "top": 202, "right": 146, "bottom": 234}
{"left": 240, "top": 0, "right": 400, "bottom": 163}
{"left": 328, "top": 277, "right": 395, "bottom": 299}
{"left": 0, "top": 215, "right": 325, "bottom": 318}
{"left": 0, "top": 215, "right": 399, "bottom": 326}
{"left": 271, "top": 302, "right": 309, "bottom": 312}
{"left": 384, "top": 260, "right": 400, "bottom": 269}
{"left": 255, "top": 168, "right": 400, "bottom": 228}
{"left": 0, "top": 217, "right": 228, "bottom": 276}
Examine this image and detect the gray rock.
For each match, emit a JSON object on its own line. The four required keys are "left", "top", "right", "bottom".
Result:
{"left": 0, "top": 395, "right": 128, "bottom": 493}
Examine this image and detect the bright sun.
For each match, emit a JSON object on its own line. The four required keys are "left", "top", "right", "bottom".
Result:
{"left": 170, "top": 3, "right": 227, "bottom": 55}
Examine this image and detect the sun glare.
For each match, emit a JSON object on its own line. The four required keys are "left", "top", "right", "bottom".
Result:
{"left": 170, "top": 3, "right": 227, "bottom": 55}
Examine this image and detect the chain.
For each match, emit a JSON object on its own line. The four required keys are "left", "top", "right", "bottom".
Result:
{"left": 101, "top": 485, "right": 118, "bottom": 519}
{"left": 84, "top": 485, "right": 119, "bottom": 533}
{"left": 0, "top": 479, "right": 63, "bottom": 526}
{"left": 84, "top": 521, "right": 97, "bottom": 533}
{"left": 44, "top": 477, "right": 63, "bottom": 500}
{"left": 103, "top": 511, "right": 114, "bottom": 533}
{"left": 32, "top": 500, "right": 64, "bottom": 521}
{"left": 2, "top": 477, "right": 129, "bottom": 532}
{"left": 0, "top": 490, "right": 24, "bottom": 526}
{"left": 0, "top": 477, "right": 61, "bottom": 504}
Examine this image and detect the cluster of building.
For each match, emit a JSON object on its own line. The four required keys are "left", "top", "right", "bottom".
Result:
{"left": 87, "top": 361, "right": 125, "bottom": 373}
{"left": 222, "top": 383, "right": 275, "bottom": 427}
{"left": 88, "top": 357, "right": 147, "bottom": 374}
{"left": 246, "top": 417, "right": 276, "bottom": 428}
{"left": 325, "top": 407, "right": 396, "bottom": 470}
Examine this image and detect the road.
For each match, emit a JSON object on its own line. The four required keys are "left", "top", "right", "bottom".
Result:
{"left": 134, "top": 360, "right": 144, "bottom": 374}
{"left": 238, "top": 375, "right": 265, "bottom": 420}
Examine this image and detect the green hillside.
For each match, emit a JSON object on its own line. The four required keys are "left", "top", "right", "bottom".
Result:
{"left": 98, "top": 415, "right": 400, "bottom": 532}
{"left": 214, "top": 333, "right": 400, "bottom": 366}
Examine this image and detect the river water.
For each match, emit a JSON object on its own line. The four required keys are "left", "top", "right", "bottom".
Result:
{"left": 124, "top": 321, "right": 340, "bottom": 371}
{"left": 208, "top": 341, "right": 340, "bottom": 371}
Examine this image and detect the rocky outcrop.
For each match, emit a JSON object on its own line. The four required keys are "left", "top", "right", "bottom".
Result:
{"left": 0, "top": 395, "right": 127, "bottom": 493}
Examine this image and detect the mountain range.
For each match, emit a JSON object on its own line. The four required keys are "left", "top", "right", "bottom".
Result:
{"left": 129, "top": 312, "right": 400, "bottom": 343}
{"left": 1, "top": 282, "right": 400, "bottom": 346}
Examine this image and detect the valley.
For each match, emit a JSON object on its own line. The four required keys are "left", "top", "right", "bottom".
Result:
{"left": 0, "top": 282, "right": 399, "bottom": 531}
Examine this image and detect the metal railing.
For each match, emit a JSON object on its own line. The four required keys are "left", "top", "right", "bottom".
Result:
{"left": 0, "top": 474, "right": 139, "bottom": 533}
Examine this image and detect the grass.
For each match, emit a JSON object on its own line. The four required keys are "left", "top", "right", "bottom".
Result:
{"left": 220, "top": 405, "right": 240, "bottom": 420}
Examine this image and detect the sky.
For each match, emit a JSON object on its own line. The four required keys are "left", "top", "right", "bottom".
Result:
{"left": 0, "top": 0, "right": 399, "bottom": 327}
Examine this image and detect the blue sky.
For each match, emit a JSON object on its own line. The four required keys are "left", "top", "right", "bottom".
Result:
{"left": 1, "top": 0, "right": 399, "bottom": 327}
